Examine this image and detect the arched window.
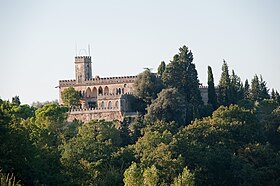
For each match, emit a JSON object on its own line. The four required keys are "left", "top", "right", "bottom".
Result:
{"left": 86, "top": 87, "right": 91, "bottom": 98}
{"left": 108, "top": 101, "right": 112, "bottom": 109}
{"left": 101, "top": 101, "right": 105, "bottom": 109}
{"left": 115, "top": 101, "right": 119, "bottom": 109}
{"left": 98, "top": 86, "right": 103, "bottom": 95}
{"left": 104, "top": 86, "right": 109, "bottom": 95}
{"left": 119, "top": 88, "right": 122, "bottom": 94}
{"left": 92, "top": 87, "right": 97, "bottom": 98}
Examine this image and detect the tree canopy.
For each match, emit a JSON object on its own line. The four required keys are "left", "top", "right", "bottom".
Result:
{"left": 61, "top": 86, "right": 81, "bottom": 107}
{"left": 1, "top": 45, "right": 280, "bottom": 186}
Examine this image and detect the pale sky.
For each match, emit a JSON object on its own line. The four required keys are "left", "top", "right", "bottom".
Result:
{"left": 0, "top": 0, "right": 279, "bottom": 104}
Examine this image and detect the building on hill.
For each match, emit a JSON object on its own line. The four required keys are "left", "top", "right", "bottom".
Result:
{"left": 58, "top": 55, "right": 209, "bottom": 122}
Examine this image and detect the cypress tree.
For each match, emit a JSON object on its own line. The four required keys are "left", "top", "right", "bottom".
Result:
{"left": 157, "top": 61, "right": 166, "bottom": 76}
{"left": 244, "top": 79, "right": 250, "bottom": 99}
{"left": 218, "top": 60, "right": 230, "bottom": 106}
{"left": 259, "top": 75, "right": 270, "bottom": 100}
{"left": 229, "top": 70, "right": 244, "bottom": 104}
{"left": 207, "top": 66, "right": 217, "bottom": 109}
{"left": 275, "top": 91, "right": 280, "bottom": 104}
{"left": 271, "top": 89, "right": 276, "bottom": 99}
{"left": 250, "top": 75, "right": 260, "bottom": 101}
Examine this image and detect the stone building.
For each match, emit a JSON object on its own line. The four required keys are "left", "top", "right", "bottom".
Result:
{"left": 58, "top": 55, "right": 209, "bottom": 122}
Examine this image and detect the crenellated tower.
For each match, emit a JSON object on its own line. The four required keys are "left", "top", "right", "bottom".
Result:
{"left": 75, "top": 56, "right": 92, "bottom": 83}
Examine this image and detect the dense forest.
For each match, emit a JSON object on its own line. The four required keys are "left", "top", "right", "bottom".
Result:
{"left": 1, "top": 46, "right": 280, "bottom": 186}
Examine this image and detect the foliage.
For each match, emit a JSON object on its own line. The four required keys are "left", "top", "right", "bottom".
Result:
{"left": 60, "top": 120, "right": 123, "bottom": 185}
{"left": 172, "top": 166, "right": 195, "bottom": 186}
{"left": 229, "top": 70, "right": 244, "bottom": 104}
{"left": 0, "top": 171, "right": 21, "bottom": 186}
{"left": 162, "top": 45, "right": 203, "bottom": 123}
{"left": 244, "top": 79, "right": 250, "bottom": 99}
{"left": 217, "top": 60, "right": 231, "bottom": 106}
{"left": 61, "top": 86, "right": 81, "bottom": 107}
{"left": 143, "top": 165, "right": 159, "bottom": 186}
{"left": 207, "top": 66, "right": 217, "bottom": 109}
{"left": 133, "top": 129, "right": 184, "bottom": 184}
{"left": 133, "top": 69, "right": 163, "bottom": 105}
{"left": 157, "top": 61, "right": 166, "bottom": 77}
{"left": 146, "top": 88, "right": 186, "bottom": 124}
{"left": 11, "top": 96, "right": 21, "bottom": 106}
{"left": 1, "top": 46, "right": 280, "bottom": 186}
{"left": 250, "top": 75, "right": 270, "bottom": 101}
{"left": 171, "top": 104, "right": 279, "bottom": 185}
{"left": 123, "top": 162, "right": 143, "bottom": 186}
{"left": 35, "top": 103, "right": 68, "bottom": 132}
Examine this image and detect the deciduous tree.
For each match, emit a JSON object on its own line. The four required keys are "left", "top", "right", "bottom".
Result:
{"left": 133, "top": 69, "right": 163, "bottom": 105}
{"left": 61, "top": 86, "right": 81, "bottom": 107}
{"left": 146, "top": 88, "right": 186, "bottom": 124}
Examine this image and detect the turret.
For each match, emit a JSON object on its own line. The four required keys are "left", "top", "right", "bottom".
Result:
{"left": 75, "top": 56, "right": 92, "bottom": 83}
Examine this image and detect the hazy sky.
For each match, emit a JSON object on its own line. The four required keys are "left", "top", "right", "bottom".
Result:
{"left": 0, "top": 0, "right": 279, "bottom": 104}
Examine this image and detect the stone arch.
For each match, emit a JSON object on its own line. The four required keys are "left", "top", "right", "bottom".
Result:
{"left": 104, "top": 86, "right": 109, "bottom": 95}
{"left": 86, "top": 87, "right": 91, "bottom": 98}
{"left": 115, "top": 100, "right": 119, "bottom": 108}
{"left": 108, "top": 101, "right": 112, "bottom": 109}
{"left": 101, "top": 101, "right": 105, "bottom": 109}
{"left": 92, "top": 87, "right": 97, "bottom": 98}
{"left": 98, "top": 86, "right": 103, "bottom": 95}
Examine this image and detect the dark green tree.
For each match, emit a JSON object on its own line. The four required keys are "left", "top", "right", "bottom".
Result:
{"left": 133, "top": 69, "right": 163, "bottom": 105}
{"left": 12, "top": 96, "right": 21, "bottom": 106}
{"left": 229, "top": 70, "right": 244, "bottom": 104}
{"left": 171, "top": 105, "right": 272, "bottom": 185}
{"left": 157, "top": 61, "right": 166, "bottom": 76}
{"left": 244, "top": 79, "right": 250, "bottom": 99}
{"left": 61, "top": 86, "right": 81, "bottom": 107}
{"left": 60, "top": 120, "right": 123, "bottom": 185}
{"left": 275, "top": 91, "right": 280, "bottom": 104}
{"left": 123, "top": 162, "right": 143, "bottom": 186}
{"left": 271, "top": 89, "right": 276, "bottom": 99}
{"left": 162, "top": 45, "right": 203, "bottom": 123}
{"left": 35, "top": 103, "right": 68, "bottom": 133}
{"left": 145, "top": 88, "right": 186, "bottom": 124}
{"left": 207, "top": 66, "right": 217, "bottom": 109}
{"left": 133, "top": 129, "right": 184, "bottom": 184}
{"left": 172, "top": 166, "right": 195, "bottom": 186}
{"left": 218, "top": 60, "right": 231, "bottom": 106}
{"left": 250, "top": 75, "right": 261, "bottom": 101}
{"left": 259, "top": 75, "right": 270, "bottom": 100}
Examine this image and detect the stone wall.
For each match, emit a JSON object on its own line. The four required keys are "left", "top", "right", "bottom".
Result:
{"left": 68, "top": 107, "right": 123, "bottom": 122}
{"left": 199, "top": 86, "right": 208, "bottom": 104}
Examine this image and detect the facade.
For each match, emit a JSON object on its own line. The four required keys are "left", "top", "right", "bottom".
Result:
{"left": 59, "top": 55, "right": 209, "bottom": 122}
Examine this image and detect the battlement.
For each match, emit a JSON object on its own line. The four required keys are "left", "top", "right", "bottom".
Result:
{"left": 199, "top": 85, "right": 208, "bottom": 89}
{"left": 70, "top": 106, "right": 120, "bottom": 113}
{"left": 75, "top": 56, "right": 91, "bottom": 59}
{"left": 59, "top": 75, "right": 137, "bottom": 86}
